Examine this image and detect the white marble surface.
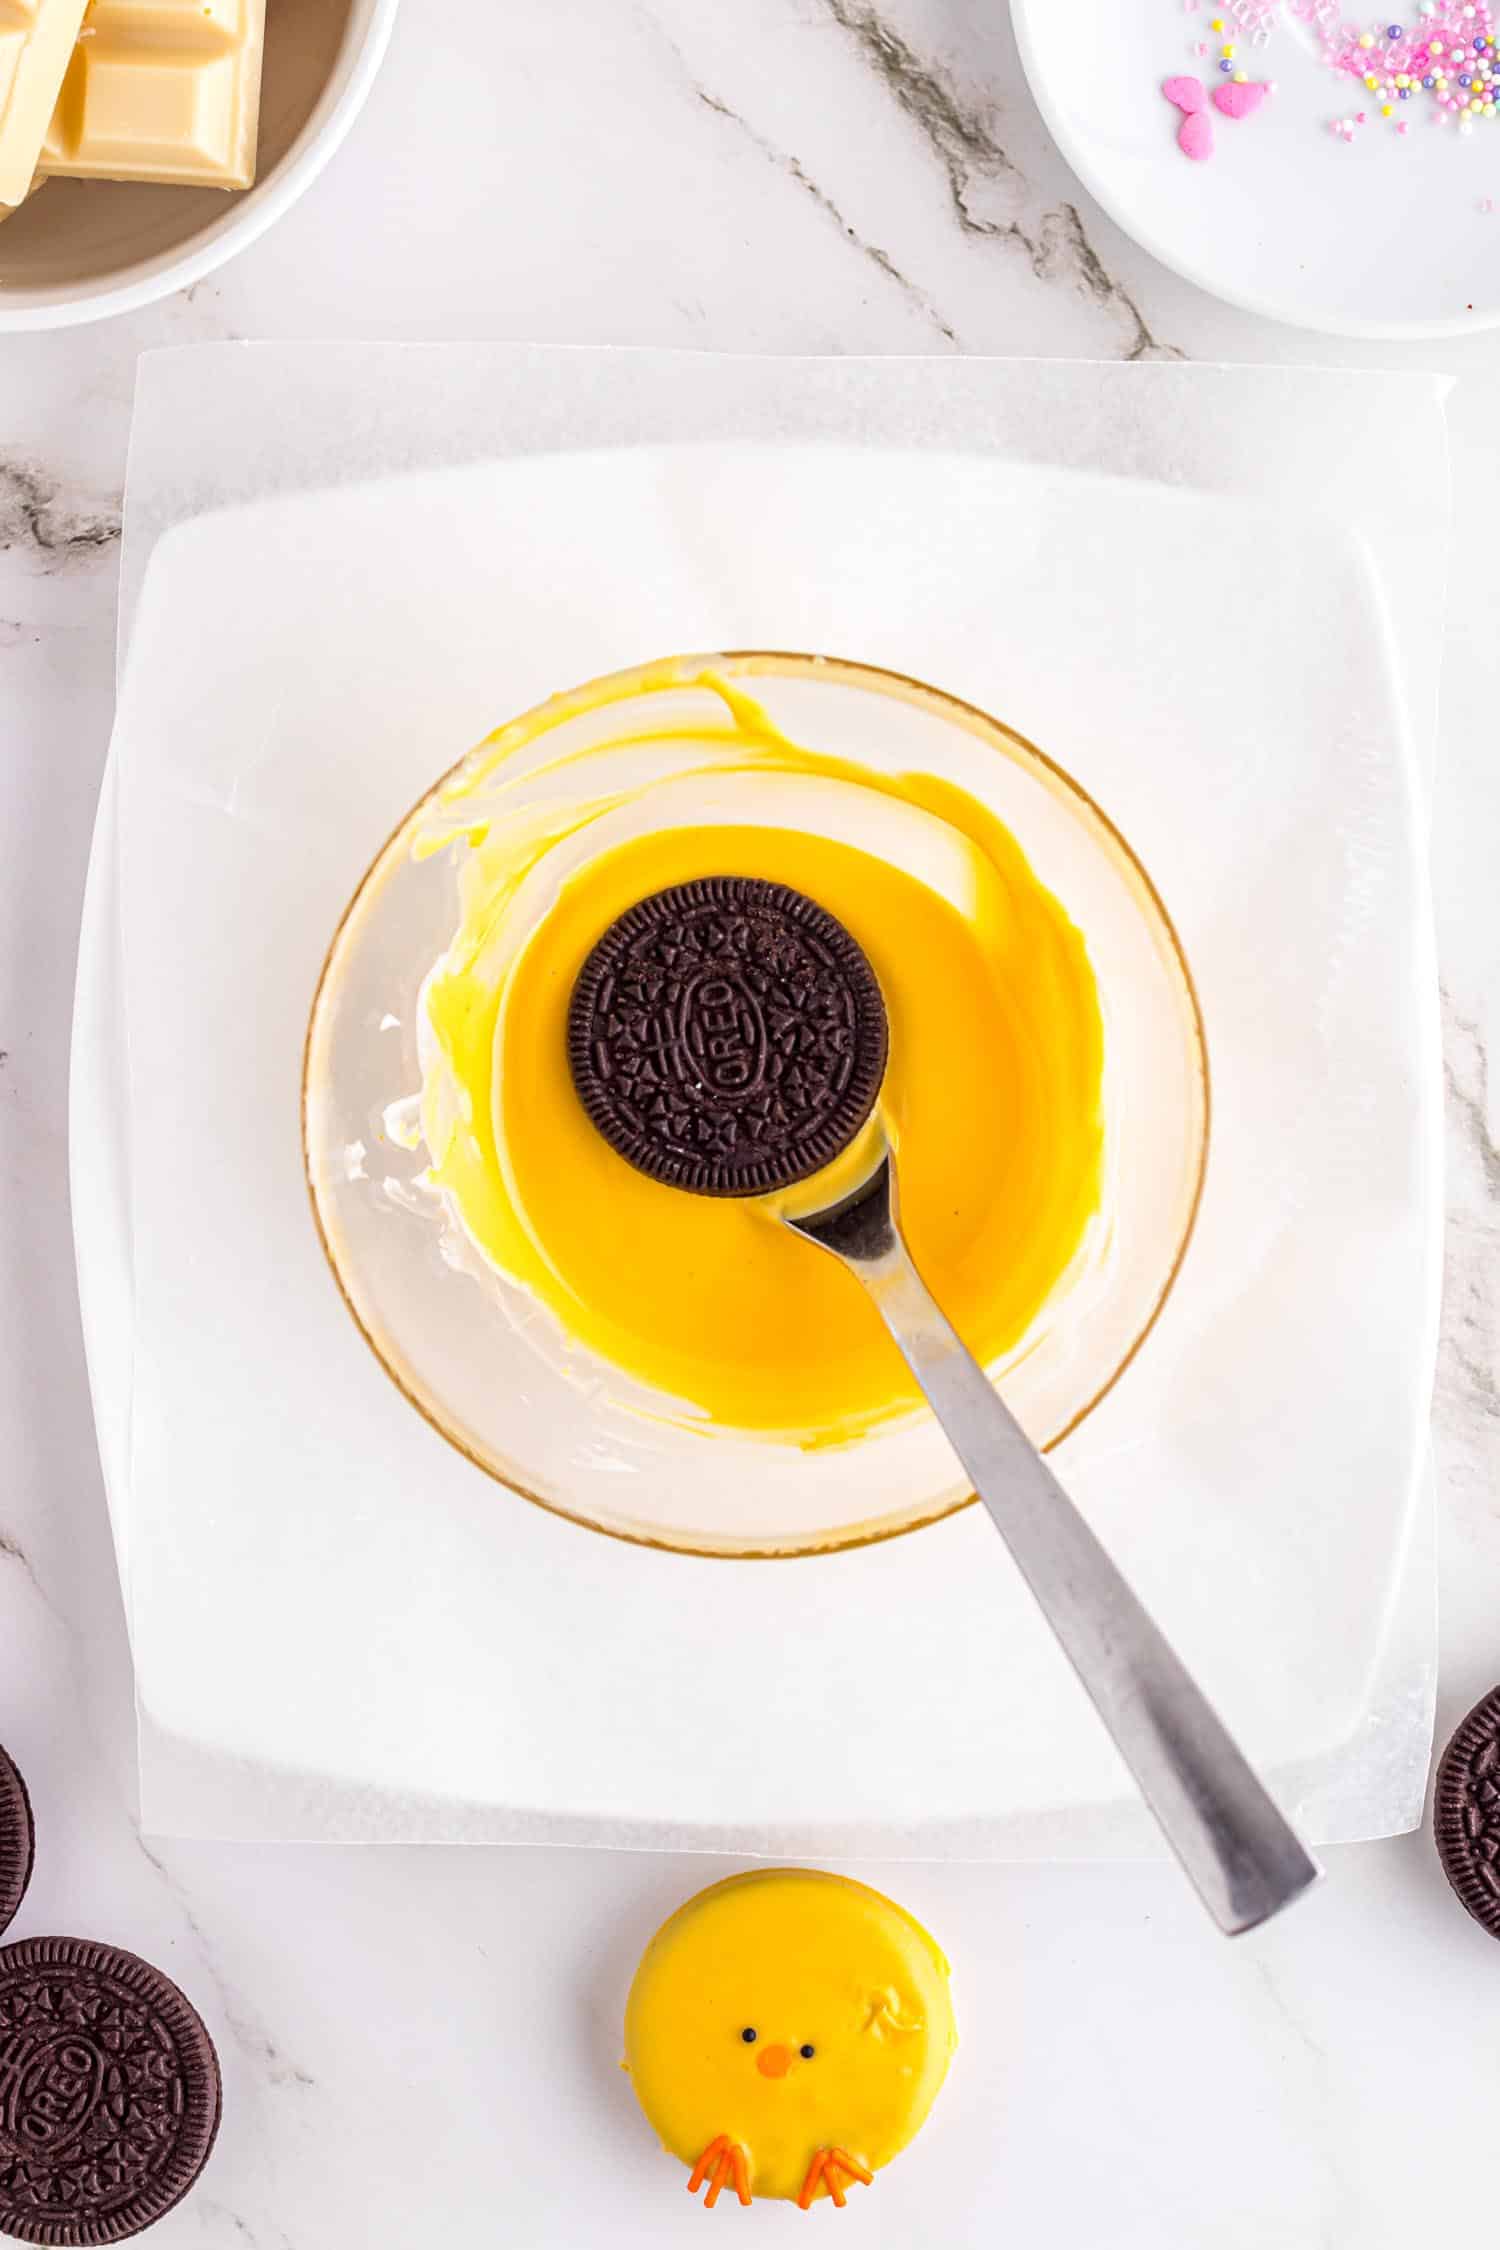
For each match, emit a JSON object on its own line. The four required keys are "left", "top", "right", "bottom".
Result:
{"left": 2, "top": 2, "right": 1499, "bottom": 2243}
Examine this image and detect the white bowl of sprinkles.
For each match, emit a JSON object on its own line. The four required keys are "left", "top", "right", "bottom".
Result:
{"left": 1013, "top": 0, "right": 1500, "bottom": 337}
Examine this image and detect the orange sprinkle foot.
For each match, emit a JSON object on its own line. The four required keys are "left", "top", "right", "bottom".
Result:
{"left": 798, "top": 2148, "right": 874, "bottom": 2211}
{"left": 688, "top": 2137, "right": 752, "bottom": 2208}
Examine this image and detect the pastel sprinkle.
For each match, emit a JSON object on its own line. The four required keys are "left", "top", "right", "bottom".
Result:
{"left": 1178, "top": 107, "right": 1216, "bottom": 155}
{"left": 1163, "top": 71, "right": 1209, "bottom": 109}
{"left": 1160, "top": 0, "right": 1500, "bottom": 155}
{"left": 1312, "top": 0, "right": 1500, "bottom": 137}
{"left": 1213, "top": 75, "right": 1271, "bottom": 111}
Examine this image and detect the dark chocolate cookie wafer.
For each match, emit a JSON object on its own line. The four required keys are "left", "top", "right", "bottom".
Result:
{"left": 1435, "top": 1684, "right": 1500, "bottom": 1939}
{"left": 568, "top": 877, "right": 889, "bottom": 1196}
{"left": 0, "top": 1937, "right": 221, "bottom": 2244}
{"left": 0, "top": 1752, "right": 32, "bottom": 1942}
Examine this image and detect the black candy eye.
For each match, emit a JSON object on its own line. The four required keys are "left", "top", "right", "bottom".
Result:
{"left": 741, "top": 2027, "right": 757, "bottom": 2044}
{"left": 800, "top": 2044, "right": 816, "bottom": 2059}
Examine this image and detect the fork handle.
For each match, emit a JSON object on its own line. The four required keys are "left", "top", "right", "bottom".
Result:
{"left": 802, "top": 1173, "right": 1320, "bottom": 1935}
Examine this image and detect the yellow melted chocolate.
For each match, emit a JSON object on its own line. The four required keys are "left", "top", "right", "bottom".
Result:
{"left": 415, "top": 668, "right": 1105, "bottom": 1444}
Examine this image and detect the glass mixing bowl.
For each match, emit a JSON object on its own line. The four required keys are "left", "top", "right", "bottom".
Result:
{"left": 303, "top": 653, "right": 1208, "bottom": 1557}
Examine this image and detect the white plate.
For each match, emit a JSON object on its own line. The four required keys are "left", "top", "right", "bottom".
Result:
{"left": 72, "top": 415, "right": 1440, "bottom": 1852}
{"left": 1013, "top": 0, "right": 1500, "bottom": 338}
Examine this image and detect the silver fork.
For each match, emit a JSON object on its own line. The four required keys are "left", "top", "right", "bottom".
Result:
{"left": 784, "top": 1146, "right": 1321, "bottom": 1936}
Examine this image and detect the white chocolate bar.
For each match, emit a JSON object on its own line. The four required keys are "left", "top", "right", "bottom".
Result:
{"left": 40, "top": 0, "right": 266, "bottom": 190}
{"left": 0, "top": 0, "right": 90, "bottom": 204}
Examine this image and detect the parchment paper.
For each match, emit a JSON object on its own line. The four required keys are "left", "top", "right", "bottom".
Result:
{"left": 74, "top": 346, "right": 1447, "bottom": 1848}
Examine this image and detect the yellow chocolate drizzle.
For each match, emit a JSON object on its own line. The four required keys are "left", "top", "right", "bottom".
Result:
{"left": 415, "top": 666, "right": 1105, "bottom": 1445}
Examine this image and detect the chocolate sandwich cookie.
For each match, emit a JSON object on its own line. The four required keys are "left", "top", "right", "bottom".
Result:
{"left": 1434, "top": 1684, "right": 1500, "bottom": 1940}
{"left": 568, "top": 877, "right": 889, "bottom": 1197}
{"left": 0, "top": 1751, "right": 32, "bottom": 1942}
{"left": 0, "top": 1937, "right": 221, "bottom": 2244}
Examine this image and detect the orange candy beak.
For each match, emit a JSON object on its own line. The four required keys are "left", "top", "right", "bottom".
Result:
{"left": 756, "top": 2043, "right": 793, "bottom": 2080}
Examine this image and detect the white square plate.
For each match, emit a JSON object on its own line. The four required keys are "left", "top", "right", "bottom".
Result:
{"left": 72, "top": 431, "right": 1439, "bottom": 1849}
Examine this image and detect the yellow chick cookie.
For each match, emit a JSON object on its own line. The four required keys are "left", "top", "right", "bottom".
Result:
{"left": 624, "top": 1869, "right": 957, "bottom": 2209}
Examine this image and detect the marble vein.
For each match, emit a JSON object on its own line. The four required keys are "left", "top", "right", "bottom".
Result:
{"left": 815, "top": 0, "right": 1178, "bottom": 361}
{"left": 1439, "top": 1215, "right": 1500, "bottom": 1425}
{"left": 199, "top": 2205, "right": 256, "bottom": 2245}
{"left": 1443, "top": 990, "right": 1500, "bottom": 1202}
{"left": 198, "top": 2198, "right": 297, "bottom": 2250}
{"left": 0, "top": 1524, "right": 59, "bottom": 1619}
{"left": 695, "top": 88, "right": 958, "bottom": 343}
{"left": 1248, "top": 1956, "right": 1327, "bottom": 2067}
{"left": 1244, "top": 1957, "right": 1357, "bottom": 2247}
{"left": 0, "top": 456, "right": 121, "bottom": 571}
{"left": 1435, "top": 991, "right": 1500, "bottom": 1456}
{"left": 137, "top": 1838, "right": 317, "bottom": 2091}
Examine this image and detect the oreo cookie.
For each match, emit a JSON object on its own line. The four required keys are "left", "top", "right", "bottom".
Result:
{"left": 1435, "top": 1684, "right": 1500, "bottom": 1940}
{"left": 0, "top": 1937, "right": 222, "bottom": 2243}
{"left": 0, "top": 1752, "right": 32, "bottom": 1942}
{"left": 568, "top": 878, "right": 888, "bottom": 1196}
